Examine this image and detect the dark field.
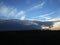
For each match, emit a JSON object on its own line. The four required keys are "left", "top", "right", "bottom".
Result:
{"left": 0, "top": 30, "right": 60, "bottom": 45}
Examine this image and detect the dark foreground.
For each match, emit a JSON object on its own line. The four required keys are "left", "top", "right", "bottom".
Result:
{"left": 0, "top": 30, "right": 60, "bottom": 45}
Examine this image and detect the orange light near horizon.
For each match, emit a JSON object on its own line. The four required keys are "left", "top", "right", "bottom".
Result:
{"left": 51, "top": 22, "right": 60, "bottom": 30}
{"left": 41, "top": 22, "right": 60, "bottom": 31}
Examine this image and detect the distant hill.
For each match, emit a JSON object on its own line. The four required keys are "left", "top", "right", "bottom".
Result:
{"left": 0, "top": 19, "right": 55, "bottom": 31}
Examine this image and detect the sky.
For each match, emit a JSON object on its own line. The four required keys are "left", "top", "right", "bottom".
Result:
{"left": 0, "top": 0, "right": 60, "bottom": 21}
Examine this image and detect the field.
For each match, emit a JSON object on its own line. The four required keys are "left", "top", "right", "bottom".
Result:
{"left": 0, "top": 30, "right": 60, "bottom": 45}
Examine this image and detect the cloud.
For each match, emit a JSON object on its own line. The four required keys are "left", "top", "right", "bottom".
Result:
{"left": 0, "top": 5, "right": 12, "bottom": 15}
{"left": 28, "top": 12, "right": 55, "bottom": 21}
{"left": 0, "top": 2, "right": 26, "bottom": 20}
{"left": 27, "top": 1, "right": 46, "bottom": 11}
{"left": 16, "top": 11, "right": 26, "bottom": 20}
{"left": 51, "top": 22, "right": 60, "bottom": 30}
{"left": 17, "top": 11, "right": 25, "bottom": 16}
{"left": 46, "top": 9, "right": 60, "bottom": 21}
{"left": 24, "top": 20, "right": 39, "bottom": 26}
{"left": 26, "top": 18, "right": 37, "bottom": 21}
{"left": 32, "top": 12, "right": 54, "bottom": 18}
{"left": 41, "top": 22, "right": 60, "bottom": 30}
{"left": 20, "top": 15, "right": 26, "bottom": 20}
{"left": 8, "top": 8, "right": 18, "bottom": 16}
{"left": 48, "top": 17, "right": 60, "bottom": 21}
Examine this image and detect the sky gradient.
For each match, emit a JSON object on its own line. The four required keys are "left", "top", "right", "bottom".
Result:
{"left": 0, "top": 0, "right": 60, "bottom": 21}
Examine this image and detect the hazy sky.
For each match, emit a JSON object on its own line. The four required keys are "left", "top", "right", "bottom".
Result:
{"left": 0, "top": 0, "right": 60, "bottom": 21}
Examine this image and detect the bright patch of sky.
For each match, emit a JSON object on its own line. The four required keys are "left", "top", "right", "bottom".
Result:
{"left": 0, "top": 0, "right": 60, "bottom": 21}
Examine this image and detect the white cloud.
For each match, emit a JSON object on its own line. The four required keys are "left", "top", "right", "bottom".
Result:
{"left": 48, "top": 17, "right": 60, "bottom": 21}
{"left": 27, "top": 1, "right": 46, "bottom": 11}
{"left": 20, "top": 15, "right": 26, "bottom": 20}
{"left": 26, "top": 18, "right": 36, "bottom": 21}
{"left": 46, "top": 9, "right": 60, "bottom": 21}
{"left": 0, "top": 5, "right": 11, "bottom": 15}
{"left": 15, "top": 11, "right": 26, "bottom": 20}
{"left": 0, "top": 2, "right": 26, "bottom": 20}
{"left": 28, "top": 12, "right": 55, "bottom": 21}
{"left": 8, "top": 8, "right": 18, "bottom": 16}
{"left": 17, "top": 11, "right": 25, "bottom": 16}
{"left": 32, "top": 12, "right": 54, "bottom": 18}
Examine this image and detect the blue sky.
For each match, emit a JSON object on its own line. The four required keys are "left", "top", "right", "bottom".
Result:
{"left": 0, "top": 0, "right": 60, "bottom": 21}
